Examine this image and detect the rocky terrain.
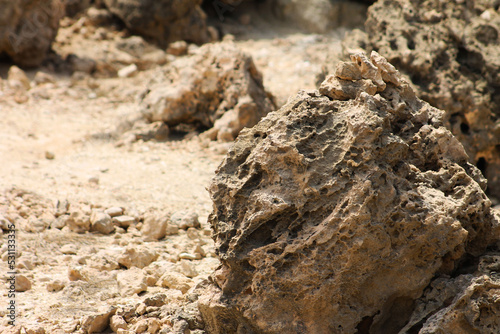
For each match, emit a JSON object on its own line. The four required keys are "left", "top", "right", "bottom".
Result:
{"left": 0, "top": 1, "right": 499, "bottom": 334}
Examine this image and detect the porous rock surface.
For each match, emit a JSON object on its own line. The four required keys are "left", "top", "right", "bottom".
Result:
{"left": 199, "top": 52, "right": 499, "bottom": 333}
{"left": 360, "top": 0, "right": 500, "bottom": 199}
{"left": 103, "top": 0, "right": 209, "bottom": 47}
{"left": 0, "top": 0, "right": 65, "bottom": 67}
{"left": 140, "top": 42, "right": 276, "bottom": 142}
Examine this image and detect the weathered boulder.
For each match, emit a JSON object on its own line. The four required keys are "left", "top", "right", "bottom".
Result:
{"left": 140, "top": 42, "right": 276, "bottom": 141}
{"left": 199, "top": 52, "right": 499, "bottom": 333}
{"left": 103, "top": 0, "right": 209, "bottom": 47}
{"left": 0, "top": 0, "right": 65, "bottom": 67}
{"left": 357, "top": 0, "right": 500, "bottom": 199}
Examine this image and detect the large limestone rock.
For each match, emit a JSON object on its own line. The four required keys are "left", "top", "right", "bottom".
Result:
{"left": 199, "top": 52, "right": 499, "bottom": 333}
{"left": 140, "top": 42, "right": 276, "bottom": 142}
{"left": 103, "top": 0, "right": 209, "bottom": 47}
{"left": 357, "top": 0, "right": 500, "bottom": 199}
{"left": 0, "top": 0, "right": 65, "bottom": 67}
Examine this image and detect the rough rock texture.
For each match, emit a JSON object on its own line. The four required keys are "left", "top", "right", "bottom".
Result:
{"left": 0, "top": 0, "right": 65, "bottom": 67}
{"left": 360, "top": 0, "right": 500, "bottom": 199}
{"left": 103, "top": 0, "right": 210, "bottom": 47}
{"left": 199, "top": 52, "right": 499, "bottom": 333}
{"left": 140, "top": 42, "right": 276, "bottom": 142}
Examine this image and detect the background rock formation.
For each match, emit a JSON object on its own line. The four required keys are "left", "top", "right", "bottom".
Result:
{"left": 350, "top": 0, "right": 500, "bottom": 199}
{"left": 103, "top": 0, "right": 210, "bottom": 47}
{"left": 0, "top": 0, "right": 65, "bottom": 67}
{"left": 140, "top": 42, "right": 276, "bottom": 142}
{"left": 199, "top": 52, "right": 499, "bottom": 333}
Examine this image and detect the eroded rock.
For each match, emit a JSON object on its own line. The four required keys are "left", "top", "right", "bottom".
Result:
{"left": 359, "top": 0, "right": 500, "bottom": 199}
{"left": 0, "top": 0, "right": 65, "bottom": 66}
{"left": 139, "top": 42, "right": 276, "bottom": 142}
{"left": 199, "top": 52, "right": 498, "bottom": 333}
{"left": 103, "top": 0, "right": 209, "bottom": 47}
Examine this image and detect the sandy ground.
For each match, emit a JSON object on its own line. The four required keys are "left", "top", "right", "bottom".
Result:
{"left": 0, "top": 11, "right": 350, "bottom": 333}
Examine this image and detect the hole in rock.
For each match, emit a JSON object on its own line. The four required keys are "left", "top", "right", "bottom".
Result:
{"left": 476, "top": 157, "right": 487, "bottom": 176}
{"left": 355, "top": 315, "right": 374, "bottom": 334}
{"left": 460, "top": 122, "right": 470, "bottom": 134}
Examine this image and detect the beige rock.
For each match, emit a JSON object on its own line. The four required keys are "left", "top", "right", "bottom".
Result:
{"left": 60, "top": 244, "right": 78, "bottom": 255}
{"left": 118, "top": 64, "right": 138, "bottom": 78}
{"left": 33, "top": 71, "right": 56, "bottom": 86}
{"left": 90, "top": 211, "right": 114, "bottom": 235}
{"left": 166, "top": 41, "right": 188, "bottom": 56}
{"left": 117, "top": 246, "right": 158, "bottom": 269}
{"left": 170, "top": 211, "right": 200, "bottom": 230}
{"left": 157, "top": 272, "right": 193, "bottom": 294}
{"left": 8, "top": 66, "right": 31, "bottom": 91}
{"left": 15, "top": 274, "right": 31, "bottom": 292}
{"left": 109, "top": 315, "right": 128, "bottom": 332}
{"left": 113, "top": 215, "right": 136, "bottom": 228}
{"left": 117, "top": 267, "right": 147, "bottom": 296}
{"left": 80, "top": 307, "right": 116, "bottom": 334}
{"left": 141, "top": 212, "right": 169, "bottom": 241}
{"left": 25, "top": 326, "right": 45, "bottom": 334}
{"left": 47, "top": 279, "right": 65, "bottom": 292}
{"left": 105, "top": 207, "right": 124, "bottom": 217}
{"left": 140, "top": 42, "right": 275, "bottom": 142}
{"left": 66, "top": 209, "right": 91, "bottom": 233}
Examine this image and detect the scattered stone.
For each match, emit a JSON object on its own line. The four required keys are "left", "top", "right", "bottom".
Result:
{"left": 199, "top": 53, "right": 498, "bottom": 333}
{"left": 117, "top": 246, "right": 158, "bottom": 269}
{"left": 141, "top": 212, "right": 170, "bottom": 241}
{"left": 65, "top": 0, "right": 91, "bottom": 17}
{"left": 117, "top": 267, "right": 148, "bottom": 296}
{"left": 15, "top": 275, "right": 32, "bottom": 292}
{"left": 140, "top": 42, "right": 276, "bottom": 142}
{"left": 113, "top": 215, "right": 136, "bottom": 228}
{"left": 118, "top": 64, "right": 138, "bottom": 78}
{"left": 166, "top": 41, "right": 188, "bottom": 56}
{"left": 66, "top": 209, "right": 91, "bottom": 233}
{"left": 178, "top": 259, "right": 198, "bottom": 278}
{"left": 170, "top": 211, "right": 200, "bottom": 230}
{"left": 178, "top": 253, "right": 199, "bottom": 261}
{"left": 110, "top": 315, "right": 128, "bottom": 332}
{"left": 33, "top": 72, "right": 55, "bottom": 86}
{"left": 8, "top": 66, "right": 31, "bottom": 91}
{"left": 80, "top": 307, "right": 116, "bottom": 334}
{"left": 90, "top": 211, "right": 115, "bottom": 235}
{"left": 103, "top": 0, "right": 209, "bottom": 47}
{"left": 157, "top": 272, "right": 193, "bottom": 294}
{"left": 105, "top": 207, "right": 124, "bottom": 217}
{"left": 47, "top": 279, "right": 65, "bottom": 292}
{"left": 68, "top": 266, "right": 86, "bottom": 281}
{"left": 68, "top": 54, "right": 96, "bottom": 74}
{"left": 25, "top": 326, "right": 45, "bottom": 334}
{"left": 186, "top": 227, "right": 200, "bottom": 240}
{"left": 60, "top": 244, "right": 78, "bottom": 255}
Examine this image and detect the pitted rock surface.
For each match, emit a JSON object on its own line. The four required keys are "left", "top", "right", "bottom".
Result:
{"left": 199, "top": 52, "right": 498, "bottom": 333}
{"left": 362, "top": 0, "right": 500, "bottom": 199}
{"left": 140, "top": 42, "right": 276, "bottom": 142}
